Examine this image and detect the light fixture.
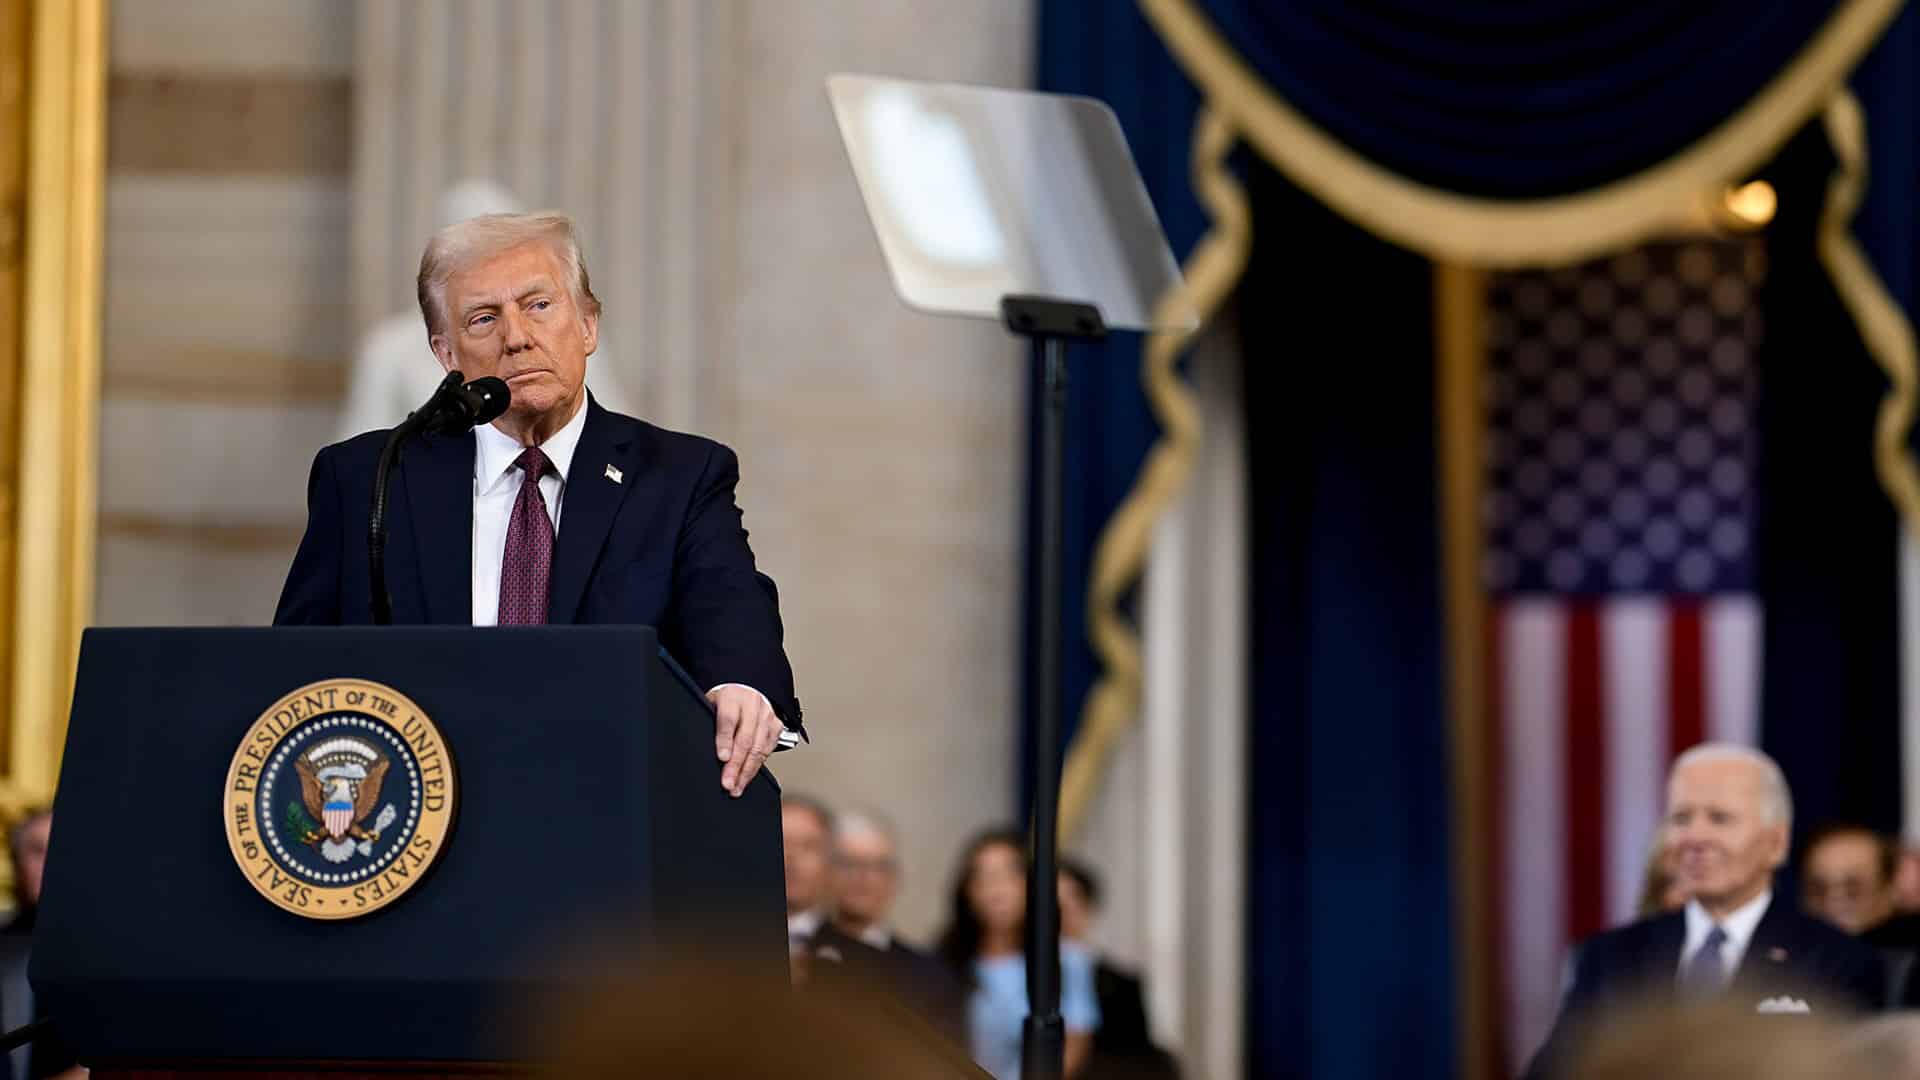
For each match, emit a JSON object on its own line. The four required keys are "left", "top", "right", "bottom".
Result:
{"left": 1722, "top": 180, "right": 1778, "bottom": 228}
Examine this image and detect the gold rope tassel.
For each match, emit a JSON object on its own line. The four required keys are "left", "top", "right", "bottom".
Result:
{"left": 1057, "top": 105, "right": 1253, "bottom": 840}
{"left": 1815, "top": 90, "right": 1920, "bottom": 531}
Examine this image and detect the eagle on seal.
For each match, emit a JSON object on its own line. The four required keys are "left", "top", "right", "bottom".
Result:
{"left": 294, "top": 737, "right": 392, "bottom": 862}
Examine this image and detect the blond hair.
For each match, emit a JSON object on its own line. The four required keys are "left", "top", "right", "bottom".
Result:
{"left": 415, "top": 211, "right": 601, "bottom": 337}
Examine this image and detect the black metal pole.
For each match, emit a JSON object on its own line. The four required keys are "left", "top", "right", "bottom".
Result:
{"left": 368, "top": 426, "right": 406, "bottom": 626}
{"left": 1021, "top": 334, "right": 1068, "bottom": 1080}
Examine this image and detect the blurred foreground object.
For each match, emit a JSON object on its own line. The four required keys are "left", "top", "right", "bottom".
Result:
{"left": 538, "top": 941, "right": 985, "bottom": 1079}
{"left": 1555, "top": 997, "right": 1863, "bottom": 1079}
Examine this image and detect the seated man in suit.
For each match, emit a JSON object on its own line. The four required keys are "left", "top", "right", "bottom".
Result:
{"left": 1803, "top": 823, "right": 1899, "bottom": 936}
{"left": 1059, "top": 859, "right": 1178, "bottom": 1078}
{"left": 804, "top": 810, "right": 966, "bottom": 1045}
{"left": 277, "top": 212, "right": 800, "bottom": 797}
{"left": 783, "top": 795, "right": 833, "bottom": 960}
{"left": 1528, "top": 743, "right": 1883, "bottom": 1078}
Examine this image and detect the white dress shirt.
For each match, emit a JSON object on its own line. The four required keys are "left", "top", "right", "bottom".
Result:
{"left": 466, "top": 399, "right": 781, "bottom": 731}
{"left": 1679, "top": 888, "right": 1772, "bottom": 983}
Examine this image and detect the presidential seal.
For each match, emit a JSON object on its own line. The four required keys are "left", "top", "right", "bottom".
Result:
{"left": 224, "top": 678, "right": 456, "bottom": 920}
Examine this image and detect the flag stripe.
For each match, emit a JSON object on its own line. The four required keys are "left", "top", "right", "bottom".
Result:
{"left": 1500, "top": 600, "right": 1567, "bottom": 1072}
{"left": 1706, "top": 595, "right": 1762, "bottom": 746}
{"left": 1564, "top": 606, "right": 1607, "bottom": 942}
{"left": 1669, "top": 601, "right": 1706, "bottom": 759}
{"left": 1602, "top": 599, "right": 1665, "bottom": 927}
{"left": 1485, "top": 607, "right": 1512, "bottom": 1080}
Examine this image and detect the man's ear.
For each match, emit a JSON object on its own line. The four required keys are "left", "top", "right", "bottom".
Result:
{"left": 430, "top": 335, "right": 455, "bottom": 373}
{"left": 1768, "top": 821, "right": 1791, "bottom": 869}
{"left": 581, "top": 311, "right": 599, "bottom": 358}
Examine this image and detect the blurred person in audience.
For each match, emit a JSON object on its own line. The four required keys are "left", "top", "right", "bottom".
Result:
{"left": 802, "top": 810, "right": 966, "bottom": 1044}
{"left": 0, "top": 809, "right": 78, "bottom": 1080}
{"left": 1527, "top": 744, "right": 1882, "bottom": 1079}
{"left": 1894, "top": 844, "right": 1920, "bottom": 914}
{"left": 1636, "top": 830, "right": 1688, "bottom": 917}
{"left": 938, "top": 828, "right": 1098, "bottom": 1080}
{"left": 1801, "top": 823, "right": 1898, "bottom": 935}
{"left": 1058, "top": 858, "right": 1179, "bottom": 1078}
{"left": 1805, "top": 824, "right": 1920, "bottom": 1004}
{"left": 782, "top": 795, "right": 833, "bottom": 963}
{"left": 535, "top": 939, "right": 983, "bottom": 1079}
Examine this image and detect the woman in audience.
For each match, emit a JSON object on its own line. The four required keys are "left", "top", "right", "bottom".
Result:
{"left": 937, "top": 828, "right": 1100, "bottom": 1079}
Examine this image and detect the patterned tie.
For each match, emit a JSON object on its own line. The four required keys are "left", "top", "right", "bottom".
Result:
{"left": 497, "top": 447, "right": 554, "bottom": 625}
{"left": 1681, "top": 925, "right": 1729, "bottom": 994}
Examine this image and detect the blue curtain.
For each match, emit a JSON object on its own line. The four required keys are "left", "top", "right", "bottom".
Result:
{"left": 1240, "top": 163, "right": 1455, "bottom": 1078}
{"left": 1194, "top": 0, "right": 1841, "bottom": 197}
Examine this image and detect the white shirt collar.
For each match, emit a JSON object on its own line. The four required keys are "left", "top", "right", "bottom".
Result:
{"left": 1681, "top": 887, "right": 1771, "bottom": 974}
{"left": 787, "top": 909, "right": 824, "bottom": 941}
{"left": 473, "top": 395, "right": 589, "bottom": 494}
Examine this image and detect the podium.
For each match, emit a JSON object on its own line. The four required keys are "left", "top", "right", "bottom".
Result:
{"left": 28, "top": 626, "right": 786, "bottom": 1075}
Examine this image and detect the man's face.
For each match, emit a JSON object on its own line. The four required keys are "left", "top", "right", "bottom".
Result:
{"left": 432, "top": 241, "right": 597, "bottom": 432}
{"left": 1804, "top": 831, "right": 1893, "bottom": 935}
{"left": 830, "top": 828, "right": 899, "bottom": 929}
{"left": 14, "top": 814, "right": 48, "bottom": 907}
{"left": 782, "top": 804, "right": 830, "bottom": 915}
{"left": 1666, "top": 757, "right": 1787, "bottom": 911}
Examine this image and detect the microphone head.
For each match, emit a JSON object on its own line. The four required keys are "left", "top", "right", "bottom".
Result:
{"left": 464, "top": 377, "right": 511, "bottom": 425}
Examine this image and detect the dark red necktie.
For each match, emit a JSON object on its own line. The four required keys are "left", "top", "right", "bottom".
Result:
{"left": 497, "top": 447, "right": 554, "bottom": 625}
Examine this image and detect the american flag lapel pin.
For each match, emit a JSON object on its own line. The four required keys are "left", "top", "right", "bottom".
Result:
{"left": 605, "top": 464, "right": 623, "bottom": 484}
{"left": 1767, "top": 947, "right": 1788, "bottom": 963}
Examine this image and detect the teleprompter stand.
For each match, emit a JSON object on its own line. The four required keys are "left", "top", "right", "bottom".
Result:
{"left": 1004, "top": 294, "right": 1106, "bottom": 1080}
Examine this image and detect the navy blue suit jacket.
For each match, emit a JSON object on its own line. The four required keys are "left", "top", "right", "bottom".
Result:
{"left": 273, "top": 398, "right": 802, "bottom": 730}
{"left": 1527, "top": 894, "right": 1882, "bottom": 1077}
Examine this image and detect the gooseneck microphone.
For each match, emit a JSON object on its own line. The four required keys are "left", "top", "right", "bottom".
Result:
{"left": 369, "top": 372, "right": 512, "bottom": 624}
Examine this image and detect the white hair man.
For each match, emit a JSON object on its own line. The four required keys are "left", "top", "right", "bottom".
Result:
{"left": 1527, "top": 743, "right": 1884, "bottom": 1078}
{"left": 800, "top": 808, "right": 967, "bottom": 1044}
{"left": 278, "top": 211, "right": 801, "bottom": 796}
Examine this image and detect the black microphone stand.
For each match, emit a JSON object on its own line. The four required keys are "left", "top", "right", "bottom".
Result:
{"left": 1004, "top": 294, "right": 1106, "bottom": 1080}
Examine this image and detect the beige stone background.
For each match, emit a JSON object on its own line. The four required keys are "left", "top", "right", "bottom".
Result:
{"left": 96, "top": 0, "right": 1033, "bottom": 942}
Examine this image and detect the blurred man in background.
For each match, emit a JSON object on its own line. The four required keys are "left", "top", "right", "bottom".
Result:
{"left": 0, "top": 809, "right": 77, "bottom": 1080}
{"left": 1059, "top": 859, "right": 1178, "bottom": 1078}
{"left": 1802, "top": 823, "right": 1916, "bottom": 1006}
{"left": 804, "top": 810, "right": 965, "bottom": 1044}
{"left": 782, "top": 795, "right": 833, "bottom": 962}
{"left": 1529, "top": 745, "right": 1883, "bottom": 1077}
{"left": 1802, "top": 824, "right": 1898, "bottom": 935}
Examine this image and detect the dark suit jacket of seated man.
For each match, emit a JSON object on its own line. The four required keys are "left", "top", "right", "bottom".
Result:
{"left": 1526, "top": 746, "right": 1882, "bottom": 1078}
{"left": 276, "top": 211, "right": 799, "bottom": 797}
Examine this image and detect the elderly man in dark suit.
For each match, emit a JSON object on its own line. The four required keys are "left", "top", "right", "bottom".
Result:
{"left": 276, "top": 212, "right": 799, "bottom": 796}
{"left": 1528, "top": 743, "right": 1883, "bottom": 1078}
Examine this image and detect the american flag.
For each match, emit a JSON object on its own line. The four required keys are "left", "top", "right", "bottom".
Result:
{"left": 1484, "top": 239, "right": 1766, "bottom": 1069}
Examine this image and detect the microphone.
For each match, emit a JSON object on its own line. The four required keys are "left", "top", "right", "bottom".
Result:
{"left": 413, "top": 373, "right": 512, "bottom": 434}
{"left": 369, "top": 372, "right": 514, "bottom": 624}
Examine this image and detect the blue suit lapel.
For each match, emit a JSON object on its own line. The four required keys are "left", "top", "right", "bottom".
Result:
{"left": 1739, "top": 894, "right": 1795, "bottom": 977}
{"left": 400, "top": 429, "right": 474, "bottom": 624}
{"left": 548, "top": 400, "right": 640, "bottom": 624}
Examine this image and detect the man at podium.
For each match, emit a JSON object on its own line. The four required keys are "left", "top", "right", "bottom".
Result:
{"left": 275, "top": 212, "right": 800, "bottom": 798}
